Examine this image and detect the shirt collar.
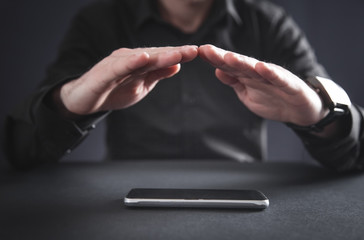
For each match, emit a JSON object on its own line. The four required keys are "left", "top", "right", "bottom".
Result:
{"left": 133, "top": 0, "right": 243, "bottom": 30}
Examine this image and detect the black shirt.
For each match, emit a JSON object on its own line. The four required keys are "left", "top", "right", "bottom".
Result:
{"left": 5, "top": 0, "right": 364, "bottom": 171}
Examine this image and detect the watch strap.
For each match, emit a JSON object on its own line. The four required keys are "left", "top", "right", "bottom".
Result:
{"left": 286, "top": 76, "right": 351, "bottom": 132}
{"left": 286, "top": 110, "right": 338, "bottom": 132}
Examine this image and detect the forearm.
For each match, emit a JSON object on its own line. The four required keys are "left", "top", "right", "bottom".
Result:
{"left": 262, "top": 9, "right": 364, "bottom": 171}
{"left": 3, "top": 3, "right": 113, "bottom": 169}
{"left": 293, "top": 104, "right": 364, "bottom": 172}
{"left": 4, "top": 83, "right": 108, "bottom": 170}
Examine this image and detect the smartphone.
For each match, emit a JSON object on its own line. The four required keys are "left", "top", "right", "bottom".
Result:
{"left": 124, "top": 188, "right": 269, "bottom": 209}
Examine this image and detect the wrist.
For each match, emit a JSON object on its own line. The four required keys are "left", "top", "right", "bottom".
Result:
{"left": 287, "top": 76, "right": 351, "bottom": 134}
{"left": 48, "top": 86, "right": 85, "bottom": 121}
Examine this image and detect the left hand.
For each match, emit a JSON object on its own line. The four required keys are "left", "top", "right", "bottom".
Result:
{"left": 199, "top": 44, "right": 328, "bottom": 127}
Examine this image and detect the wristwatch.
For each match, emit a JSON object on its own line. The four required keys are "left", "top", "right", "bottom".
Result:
{"left": 287, "top": 76, "right": 351, "bottom": 132}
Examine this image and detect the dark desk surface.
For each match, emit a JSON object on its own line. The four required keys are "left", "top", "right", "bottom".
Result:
{"left": 1, "top": 160, "right": 363, "bottom": 240}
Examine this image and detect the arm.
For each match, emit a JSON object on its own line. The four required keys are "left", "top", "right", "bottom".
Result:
{"left": 199, "top": 44, "right": 364, "bottom": 172}
{"left": 4, "top": 6, "right": 111, "bottom": 169}
{"left": 4, "top": 2, "right": 198, "bottom": 169}
{"left": 5, "top": 45, "right": 198, "bottom": 170}
{"left": 5, "top": 46, "right": 198, "bottom": 170}
{"left": 198, "top": 2, "right": 364, "bottom": 172}
{"left": 199, "top": 45, "right": 328, "bottom": 132}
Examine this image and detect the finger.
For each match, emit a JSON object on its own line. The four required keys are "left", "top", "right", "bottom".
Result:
{"left": 200, "top": 45, "right": 265, "bottom": 81}
{"left": 148, "top": 45, "right": 198, "bottom": 64}
{"left": 86, "top": 51, "right": 151, "bottom": 92}
{"left": 110, "top": 49, "right": 152, "bottom": 75}
{"left": 215, "top": 69, "right": 239, "bottom": 86}
{"left": 110, "top": 45, "right": 197, "bottom": 76}
{"left": 131, "top": 46, "right": 197, "bottom": 76}
{"left": 130, "top": 45, "right": 198, "bottom": 64}
{"left": 110, "top": 50, "right": 180, "bottom": 83}
{"left": 199, "top": 44, "right": 227, "bottom": 68}
{"left": 111, "top": 46, "right": 192, "bottom": 56}
{"left": 215, "top": 69, "right": 246, "bottom": 93}
{"left": 144, "top": 64, "right": 181, "bottom": 86}
{"left": 223, "top": 52, "right": 262, "bottom": 79}
{"left": 179, "top": 45, "right": 199, "bottom": 63}
{"left": 255, "top": 62, "right": 302, "bottom": 95}
{"left": 89, "top": 46, "right": 197, "bottom": 93}
{"left": 104, "top": 64, "right": 182, "bottom": 110}
{"left": 115, "top": 68, "right": 174, "bottom": 101}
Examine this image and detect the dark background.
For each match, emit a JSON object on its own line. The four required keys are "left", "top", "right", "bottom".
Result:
{"left": 1, "top": 0, "right": 364, "bottom": 168}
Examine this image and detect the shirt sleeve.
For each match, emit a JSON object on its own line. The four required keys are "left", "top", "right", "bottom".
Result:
{"left": 3, "top": 5, "right": 110, "bottom": 170}
{"left": 293, "top": 105, "right": 364, "bottom": 172}
{"left": 258, "top": 4, "right": 364, "bottom": 172}
{"left": 4, "top": 76, "right": 109, "bottom": 169}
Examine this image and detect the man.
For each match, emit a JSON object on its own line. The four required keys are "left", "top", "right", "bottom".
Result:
{"left": 4, "top": 0, "right": 364, "bottom": 171}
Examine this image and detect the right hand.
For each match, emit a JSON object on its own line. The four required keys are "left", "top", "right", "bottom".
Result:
{"left": 53, "top": 46, "right": 198, "bottom": 117}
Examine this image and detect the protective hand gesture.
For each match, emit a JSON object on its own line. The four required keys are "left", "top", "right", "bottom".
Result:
{"left": 57, "top": 46, "right": 198, "bottom": 115}
{"left": 199, "top": 44, "right": 328, "bottom": 126}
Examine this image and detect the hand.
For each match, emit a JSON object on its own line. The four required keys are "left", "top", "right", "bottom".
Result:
{"left": 54, "top": 46, "right": 198, "bottom": 116}
{"left": 199, "top": 44, "right": 328, "bottom": 126}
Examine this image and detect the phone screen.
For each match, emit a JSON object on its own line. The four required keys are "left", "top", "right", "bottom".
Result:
{"left": 124, "top": 188, "right": 269, "bottom": 209}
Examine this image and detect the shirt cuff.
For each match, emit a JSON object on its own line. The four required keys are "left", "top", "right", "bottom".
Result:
{"left": 33, "top": 76, "right": 110, "bottom": 157}
{"left": 291, "top": 104, "right": 363, "bottom": 171}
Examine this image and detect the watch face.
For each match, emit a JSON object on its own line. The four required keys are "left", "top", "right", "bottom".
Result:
{"left": 307, "top": 76, "right": 351, "bottom": 111}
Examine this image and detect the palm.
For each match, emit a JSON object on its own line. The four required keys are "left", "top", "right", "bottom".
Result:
{"left": 199, "top": 44, "right": 326, "bottom": 126}
{"left": 60, "top": 46, "right": 198, "bottom": 115}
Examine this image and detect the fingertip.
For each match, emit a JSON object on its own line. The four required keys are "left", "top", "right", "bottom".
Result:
{"left": 198, "top": 44, "right": 220, "bottom": 56}
{"left": 162, "top": 63, "right": 181, "bottom": 78}
{"left": 173, "top": 63, "right": 181, "bottom": 73}
{"left": 180, "top": 46, "right": 198, "bottom": 62}
{"left": 159, "top": 64, "right": 182, "bottom": 79}
{"left": 184, "top": 45, "right": 198, "bottom": 51}
{"left": 198, "top": 45, "right": 227, "bottom": 67}
{"left": 199, "top": 44, "right": 214, "bottom": 51}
